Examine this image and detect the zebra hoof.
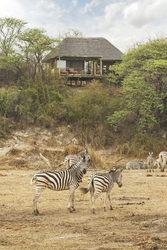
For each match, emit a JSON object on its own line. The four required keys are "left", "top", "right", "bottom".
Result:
{"left": 104, "top": 207, "right": 106, "bottom": 212}
{"left": 92, "top": 209, "right": 95, "bottom": 214}
{"left": 68, "top": 208, "right": 73, "bottom": 213}
{"left": 110, "top": 206, "right": 113, "bottom": 210}
{"left": 34, "top": 209, "right": 39, "bottom": 216}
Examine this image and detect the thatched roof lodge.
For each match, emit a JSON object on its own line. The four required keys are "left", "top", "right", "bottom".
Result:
{"left": 44, "top": 37, "right": 122, "bottom": 85}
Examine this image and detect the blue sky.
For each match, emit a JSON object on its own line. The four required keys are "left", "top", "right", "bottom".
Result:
{"left": 1, "top": 0, "right": 167, "bottom": 52}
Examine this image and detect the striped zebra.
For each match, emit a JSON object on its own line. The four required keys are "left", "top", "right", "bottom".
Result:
{"left": 30, "top": 159, "right": 87, "bottom": 215}
{"left": 80, "top": 168, "right": 123, "bottom": 214}
{"left": 147, "top": 152, "right": 154, "bottom": 172}
{"left": 59, "top": 148, "right": 90, "bottom": 168}
{"left": 159, "top": 151, "right": 167, "bottom": 172}
{"left": 154, "top": 158, "right": 161, "bottom": 169}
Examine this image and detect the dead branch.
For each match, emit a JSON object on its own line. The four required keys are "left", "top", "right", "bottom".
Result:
{"left": 115, "top": 158, "right": 124, "bottom": 163}
{"left": 34, "top": 141, "right": 52, "bottom": 170}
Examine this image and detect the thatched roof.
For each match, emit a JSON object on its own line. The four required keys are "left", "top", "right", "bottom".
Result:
{"left": 44, "top": 37, "right": 122, "bottom": 62}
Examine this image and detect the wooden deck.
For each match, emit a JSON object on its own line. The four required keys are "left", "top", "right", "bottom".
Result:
{"left": 60, "top": 73, "right": 102, "bottom": 86}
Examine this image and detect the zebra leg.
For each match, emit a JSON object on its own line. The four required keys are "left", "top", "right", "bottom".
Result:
{"left": 92, "top": 191, "right": 101, "bottom": 214}
{"left": 33, "top": 186, "right": 44, "bottom": 215}
{"left": 91, "top": 196, "right": 96, "bottom": 214}
{"left": 71, "top": 189, "right": 76, "bottom": 211}
{"left": 161, "top": 167, "right": 165, "bottom": 172}
{"left": 108, "top": 192, "right": 113, "bottom": 210}
{"left": 68, "top": 186, "right": 75, "bottom": 212}
{"left": 104, "top": 192, "right": 108, "bottom": 212}
{"left": 89, "top": 189, "right": 96, "bottom": 214}
{"left": 104, "top": 190, "right": 113, "bottom": 211}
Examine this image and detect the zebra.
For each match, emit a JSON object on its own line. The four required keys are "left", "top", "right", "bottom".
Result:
{"left": 80, "top": 168, "right": 123, "bottom": 214}
{"left": 159, "top": 151, "right": 167, "bottom": 172}
{"left": 59, "top": 148, "right": 90, "bottom": 168}
{"left": 147, "top": 152, "right": 154, "bottom": 172}
{"left": 126, "top": 161, "right": 146, "bottom": 170}
{"left": 30, "top": 159, "right": 87, "bottom": 215}
{"left": 154, "top": 158, "right": 161, "bottom": 170}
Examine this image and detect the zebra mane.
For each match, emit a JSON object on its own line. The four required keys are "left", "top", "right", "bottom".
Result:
{"left": 76, "top": 148, "right": 88, "bottom": 156}
{"left": 109, "top": 168, "right": 117, "bottom": 173}
{"left": 68, "top": 160, "right": 84, "bottom": 170}
{"left": 109, "top": 167, "right": 123, "bottom": 174}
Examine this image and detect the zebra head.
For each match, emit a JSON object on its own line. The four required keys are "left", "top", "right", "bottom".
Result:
{"left": 110, "top": 168, "right": 123, "bottom": 187}
{"left": 80, "top": 156, "right": 88, "bottom": 173}
{"left": 77, "top": 148, "right": 90, "bottom": 163}
{"left": 74, "top": 156, "right": 88, "bottom": 173}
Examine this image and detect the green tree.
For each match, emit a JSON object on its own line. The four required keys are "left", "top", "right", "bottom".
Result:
{"left": 0, "top": 17, "right": 27, "bottom": 56}
{"left": 0, "top": 17, "right": 27, "bottom": 83}
{"left": 18, "top": 28, "right": 59, "bottom": 77}
{"left": 107, "top": 38, "right": 167, "bottom": 132}
{"left": 62, "top": 81, "right": 111, "bottom": 146}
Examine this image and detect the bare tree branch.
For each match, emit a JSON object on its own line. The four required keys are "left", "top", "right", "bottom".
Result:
{"left": 34, "top": 141, "right": 52, "bottom": 170}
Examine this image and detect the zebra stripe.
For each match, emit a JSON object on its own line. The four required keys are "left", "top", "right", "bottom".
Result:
{"left": 30, "top": 160, "right": 87, "bottom": 215}
{"left": 159, "top": 151, "right": 167, "bottom": 172}
{"left": 80, "top": 168, "right": 123, "bottom": 214}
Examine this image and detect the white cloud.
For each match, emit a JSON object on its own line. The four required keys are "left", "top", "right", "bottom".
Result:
{"left": 103, "top": 2, "right": 125, "bottom": 28}
{"left": 80, "top": 0, "right": 100, "bottom": 14}
{"left": 123, "top": 0, "right": 167, "bottom": 28}
{"left": 71, "top": 0, "right": 78, "bottom": 7}
{"left": 0, "top": 0, "right": 167, "bottom": 52}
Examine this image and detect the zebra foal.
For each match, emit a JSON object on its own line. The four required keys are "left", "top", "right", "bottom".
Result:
{"left": 147, "top": 152, "right": 154, "bottom": 172}
{"left": 30, "top": 159, "right": 87, "bottom": 215}
{"left": 59, "top": 148, "right": 90, "bottom": 168}
{"left": 80, "top": 168, "right": 123, "bottom": 214}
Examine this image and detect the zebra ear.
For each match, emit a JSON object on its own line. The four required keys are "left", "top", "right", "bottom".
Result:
{"left": 109, "top": 168, "right": 116, "bottom": 173}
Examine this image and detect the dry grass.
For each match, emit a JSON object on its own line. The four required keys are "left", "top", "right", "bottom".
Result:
{"left": 1, "top": 169, "right": 167, "bottom": 249}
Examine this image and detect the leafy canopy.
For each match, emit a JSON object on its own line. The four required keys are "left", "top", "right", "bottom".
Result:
{"left": 108, "top": 38, "right": 167, "bottom": 132}
{"left": 0, "top": 17, "right": 27, "bottom": 56}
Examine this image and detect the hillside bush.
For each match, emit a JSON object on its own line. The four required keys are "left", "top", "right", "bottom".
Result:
{"left": 107, "top": 37, "right": 167, "bottom": 133}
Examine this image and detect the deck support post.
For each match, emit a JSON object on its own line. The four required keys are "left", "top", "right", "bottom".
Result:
{"left": 58, "top": 56, "right": 61, "bottom": 74}
{"left": 100, "top": 58, "right": 102, "bottom": 76}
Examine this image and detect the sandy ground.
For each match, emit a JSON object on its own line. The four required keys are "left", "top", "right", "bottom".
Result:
{"left": 1, "top": 168, "right": 167, "bottom": 250}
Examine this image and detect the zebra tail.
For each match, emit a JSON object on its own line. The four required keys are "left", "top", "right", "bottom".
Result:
{"left": 80, "top": 187, "right": 89, "bottom": 194}
{"left": 30, "top": 175, "right": 37, "bottom": 185}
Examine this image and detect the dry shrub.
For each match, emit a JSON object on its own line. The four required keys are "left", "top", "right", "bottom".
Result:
{"left": 47, "top": 136, "right": 58, "bottom": 147}
{"left": 7, "top": 148, "right": 22, "bottom": 156}
{"left": 114, "top": 142, "right": 131, "bottom": 156}
{"left": 114, "top": 133, "right": 167, "bottom": 158}
{"left": 43, "top": 149, "right": 64, "bottom": 165}
{"left": 89, "top": 149, "right": 103, "bottom": 169}
{"left": 64, "top": 145, "right": 84, "bottom": 156}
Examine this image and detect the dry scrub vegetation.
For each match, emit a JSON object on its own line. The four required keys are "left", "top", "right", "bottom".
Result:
{"left": 1, "top": 127, "right": 167, "bottom": 249}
